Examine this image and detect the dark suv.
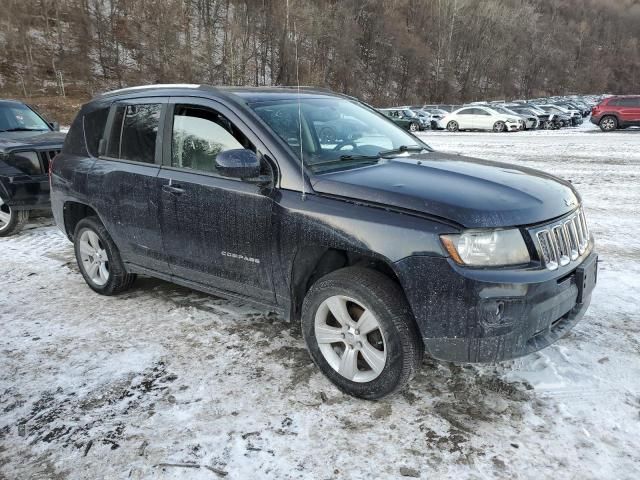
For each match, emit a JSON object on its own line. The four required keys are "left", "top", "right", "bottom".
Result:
{"left": 0, "top": 100, "right": 65, "bottom": 236}
{"left": 51, "top": 85, "right": 597, "bottom": 399}
{"left": 591, "top": 95, "right": 640, "bottom": 131}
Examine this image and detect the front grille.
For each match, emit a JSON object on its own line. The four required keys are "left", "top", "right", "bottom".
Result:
{"left": 533, "top": 208, "right": 590, "bottom": 270}
{"left": 38, "top": 150, "right": 61, "bottom": 173}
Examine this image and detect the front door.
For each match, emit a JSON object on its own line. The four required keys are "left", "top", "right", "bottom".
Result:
{"left": 455, "top": 108, "right": 475, "bottom": 129}
{"left": 618, "top": 97, "right": 640, "bottom": 125}
{"left": 157, "top": 98, "right": 276, "bottom": 304}
{"left": 473, "top": 108, "right": 494, "bottom": 130}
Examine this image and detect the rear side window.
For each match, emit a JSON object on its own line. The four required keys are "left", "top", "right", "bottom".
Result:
{"left": 106, "top": 104, "right": 161, "bottom": 163}
{"left": 171, "top": 105, "right": 252, "bottom": 174}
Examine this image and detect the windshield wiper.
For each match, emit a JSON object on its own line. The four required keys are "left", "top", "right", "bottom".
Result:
{"left": 310, "top": 155, "right": 380, "bottom": 169}
{"left": 377, "top": 145, "right": 426, "bottom": 157}
{"left": 0, "top": 127, "right": 48, "bottom": 132}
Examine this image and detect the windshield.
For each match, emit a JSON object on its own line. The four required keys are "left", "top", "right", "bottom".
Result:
{"left": 250, "top": 98, "right": 427, "bottom": 171}
{"left": 0, "top": 103, "right": 50, "bottom": 132}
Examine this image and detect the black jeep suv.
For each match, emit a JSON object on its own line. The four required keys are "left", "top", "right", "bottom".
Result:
{"left": 0, "top": 100, "right": 65, "bottom": 236}
{"left": 51, "top": 85, "right": 597, "bottom": 399}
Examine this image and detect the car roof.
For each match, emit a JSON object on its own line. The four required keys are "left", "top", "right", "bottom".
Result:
{"left": 95, "top": 84, "right": 352, "bottom": 103}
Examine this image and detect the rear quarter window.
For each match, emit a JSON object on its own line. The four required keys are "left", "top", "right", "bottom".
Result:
{"left": 63, "top": 104, "right": 111, "bottom": 156}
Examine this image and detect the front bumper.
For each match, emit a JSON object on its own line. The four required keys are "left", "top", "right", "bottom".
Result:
{"left": 395, "top": 250, "right": 597, "bottom": 363}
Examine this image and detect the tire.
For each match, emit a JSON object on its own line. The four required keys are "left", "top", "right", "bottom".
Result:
{"left": 493, "top": 121, "right": 506, "bottom": 133}
{"left": 301, "top": 267, "right": 424, "bottom": 400}
{"left": 409, "top": 122, "right": 419, "bottom": 132}
{"left": 0, "top": 198, "right": 28, "bottom": 237}
{"left": 446, "top": 121, "right": 459, "bottom": 132}
{"left": 599, "top": 116, "right": 617, "bottom": 132}
{"left": 73, "top": 216, "right": 136, "bottom": 295}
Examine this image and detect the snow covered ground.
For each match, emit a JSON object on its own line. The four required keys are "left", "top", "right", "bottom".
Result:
{"left": 1, "top": 123, "right": 639, "bottom": 479}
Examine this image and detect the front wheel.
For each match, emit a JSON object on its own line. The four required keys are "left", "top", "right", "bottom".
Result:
{"left": 409, "top": 122, "right": 419, "bottom": 132}
{"left": 493, "top": 121, "right": 506, "bottom": 132}
{"left": 0, "top": 198, "right": 28, "bottom": 237}
{"left": 599, "top": 116, "right": 617, "bottom": 132}
{"left": 301, "top": 267, "right": 424, "bottom": 399}
{"left": 446, "top": 121, "right": 459, "bottom": 132}
{"left": 74, "top": 216, "right": 136, "bottom": 295}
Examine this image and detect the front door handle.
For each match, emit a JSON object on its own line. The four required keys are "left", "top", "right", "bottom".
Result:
{"left": 162, "top": 184, "right": 185, "bottom": 195}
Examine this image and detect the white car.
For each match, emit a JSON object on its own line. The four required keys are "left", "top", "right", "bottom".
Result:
{"left": 438, "top": 106, "right": 522, "bottom": 132}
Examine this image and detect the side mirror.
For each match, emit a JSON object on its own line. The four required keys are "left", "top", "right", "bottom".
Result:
{"left": 49, "top": 121, "right": 60, "bottom": 131}
{"left": 215, "top": 149, "right": 261, "bottom": 179}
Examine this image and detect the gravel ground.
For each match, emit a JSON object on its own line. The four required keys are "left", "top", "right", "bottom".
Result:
{"left": 1, "top": 122, "right": 639, "bottom": 479}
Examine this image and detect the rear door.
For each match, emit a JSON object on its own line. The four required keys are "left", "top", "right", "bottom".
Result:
{"left": 157, "top": 97, "right": 276, "bottom": 303}
{"left": 91, "top": 98, "right": 169, "bottom": 272}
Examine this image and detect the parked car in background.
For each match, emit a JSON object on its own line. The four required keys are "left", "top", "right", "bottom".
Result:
{"left": 590, "top": 95, "right": 640, "bottom": 131}
{"left": 541, "top": 104, "right": 582, "bottom": 126}
{"left": 422, "top": 108, "right": 448, "bottom": 129}
{"left": 439, "top": 106, "right": 521, "bottom": 132}
{"left": 506, "top": 104, "right": 557, "bottom": 130}
{"left": 51, "top": 85, "right": 597, "bottom": 399}
{"left": 379, "top": 108, "right": 423, "bottom": 132}
{"left": 492, "top": 105, "right": 538, "bottom": 129}
{"left": 0, "top": 99, "right": 65, "bottom": 236}
{"left": 536, "top": 105, "right": 573, "bottom": 127}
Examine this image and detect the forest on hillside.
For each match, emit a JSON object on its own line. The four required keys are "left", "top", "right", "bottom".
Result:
{"left": 0, "top": 0, "right": 639, "bottom": 106}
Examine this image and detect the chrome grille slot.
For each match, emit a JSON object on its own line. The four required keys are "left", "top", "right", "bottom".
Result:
{"left": 532, "top": 208, "right": 591, "bottom": 271}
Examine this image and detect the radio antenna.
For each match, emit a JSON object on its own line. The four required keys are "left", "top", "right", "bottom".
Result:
{"left": 294, "top": 20, "right": 306, "bottom": 201}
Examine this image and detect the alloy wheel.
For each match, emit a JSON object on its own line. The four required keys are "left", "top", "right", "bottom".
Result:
{"left": 0, "top": 197, "right": 10, "bottom": 232}
{"left": 409, "top": 123, "right": 418, "bottom": 132}
{"left": 600, "top": 117, "right": 616, "bottom": 131}
{"left": 447, "top": 121, "right": 458, "bottom": 132}
{"left": 314, "top": 295, "right": 387, "bottom": 383}
{"left": 79, "top": 229, "right": 110, "bottom": 286}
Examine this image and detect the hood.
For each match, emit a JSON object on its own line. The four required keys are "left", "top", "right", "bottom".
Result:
{"left": 311, "top": 152, "right": 580, "bottom": 228}
{"left": 0, "top": 131, "right": 66, "bottom": 152}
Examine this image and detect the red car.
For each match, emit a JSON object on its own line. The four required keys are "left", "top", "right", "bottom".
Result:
{"left": 591, "top": 95, "right": 640, "bottom": 131}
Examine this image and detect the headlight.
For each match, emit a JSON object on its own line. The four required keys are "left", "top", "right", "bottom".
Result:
{"left": 440, "top": 229, "right": 530, "bottom": 266}
{"left": 6, "top": 151, "right": 41, "bottom": 175}
{"left": 506, "top": 118, "right": 517, "bottom": 123}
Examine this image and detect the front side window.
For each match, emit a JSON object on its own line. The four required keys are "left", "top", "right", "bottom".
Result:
{"left": 171, "top": 105, "right": 253, "bottom": 174}
{"left": 457, "top": 109, "right": 473, "bottom": 115}
{"left": 250, "top": 98, "right": 426, "bottom": 171}
{"left": 106, "top": 104, "right": 161, "bottom": 163}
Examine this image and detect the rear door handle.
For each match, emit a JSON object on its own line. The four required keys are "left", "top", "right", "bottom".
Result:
{"left": 162, "top": 184, "right": 185, "bottom": 195}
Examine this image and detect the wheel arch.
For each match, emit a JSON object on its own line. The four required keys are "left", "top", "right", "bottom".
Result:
{"left": 62, "top": 201, "right": 100, "bottom": 241}
{"left": 287, "top": 246, "right": 405, "bottom": 322}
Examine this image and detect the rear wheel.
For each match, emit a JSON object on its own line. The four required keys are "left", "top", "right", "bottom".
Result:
{"left": 301, "top": 267, "right": 423, "bottom": 399}
{"left": 446, "top": 121, "right": 459, "bottom": 132}
{"left": 0, "top": 198, "right": 28, "bottom": 237}
{"left": 599, "top": 116, "right": 617, "bottom": 132}
{"left": 493, "top": 121, "right": 506, "bottom": 132}
{"left": 74, "top": 216, "right": 136, "bottom": 295}
{"left": 409, "top": 122, "right": 419, "bottom": 132}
